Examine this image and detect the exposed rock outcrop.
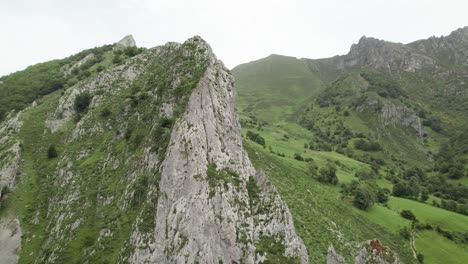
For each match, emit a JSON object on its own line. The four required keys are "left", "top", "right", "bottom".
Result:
{"left": 116, "top": 34, "right": 137, "bottom": 48}
{"left": 328, "top": 240, "right": 400, "bottom": 264}
{"left": 356, "top": 99, "right": 424, "bottom": 137}
{"left": 381, "top": 103, "right": 424, "bottom": 137}
{"left": 129, "top": 36, "right": 307, "bottom": 264}
{"left": 327, "top": 245, "right": 346, "bottom": 264}
{"left": 354, "top": 240, "right": 399, "bottom": 264}
{"left": 0, "top": 36, "right": 307, "bottom": 263}
{"left": 345, "top": 36, "right": 434, "bottom": 73}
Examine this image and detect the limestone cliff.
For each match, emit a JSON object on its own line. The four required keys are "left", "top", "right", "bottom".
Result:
{"left": 0, "top": 36, "right": 307, "bottom": 263}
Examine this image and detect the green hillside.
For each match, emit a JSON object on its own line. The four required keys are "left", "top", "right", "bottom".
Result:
{"left": 232, "top": 54, "right": 325, "bottom": 123}
{"left": 234, "top": 32, "right": 468, "bottom": 263}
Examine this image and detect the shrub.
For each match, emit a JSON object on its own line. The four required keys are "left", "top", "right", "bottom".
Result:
{"left": 307, "top": 160, "right": 318, "bottom": 177}
{"left": 100, "top": 107, "right": 111, "bottom": 117}
{"left": 317, "top": 164, "right": 338, "bottom": 185}
{"left": 399, "top": 226, "right": 411, "bottom": 240}
{"left": 355, "top": 168, "right": 377, "bottom": 180}
{"left": 159, "top": 116, "right": 174, "bottom": 128}
{"left": 47, "top": 145, "right": 58, "bottom": 158}
{"left": 400, "top": 210, "right": 417, "bottom": 221}
{"left": 293, "top": 153, "right": 304, "bottom": 161}
{"left": 354, "top": 139, "right": 382, "bottom": 152}
{"left": 376, "top": 188, "right": 390, "bottom": 203}
{"left": 393, "top": 181, "right": 411, "bottom": 197}
{"left": 112, "top": 54, "right": 123, "bottom": 64}
{"left": 123, "top": 46, "right": 144, "bottom": 57}
{"left": 95, "top": 65, "right": 106, "bottom": 72}
{"left": 353, "top": 184, "right": 374, "bottom": 210}
{"left": 417, "top": 253, "right": 424, "bottom": 263}
{"left": 74, "top": 92, "right": 92, "bottom": 113}
{"left": 246, "top": 131, "right": 266, "bottom": 147}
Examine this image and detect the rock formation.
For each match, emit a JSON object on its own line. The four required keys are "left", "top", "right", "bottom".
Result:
{"left": 116, "top": 34, "right": 137, "bottom": 48}
{"left": 0, "top": 35, "right": 307, "bottom": 263}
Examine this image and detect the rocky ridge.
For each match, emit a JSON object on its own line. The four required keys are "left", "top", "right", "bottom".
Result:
{"left": 0, "top": 36, "right": 307, "bottom": 263}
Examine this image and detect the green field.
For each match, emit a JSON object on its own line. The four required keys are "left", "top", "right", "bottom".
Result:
{"left": 388, "top": 197, "right": 468, "bottom": 232}
{"left": 243, "top": 123, "right": 468, "bottom": 263}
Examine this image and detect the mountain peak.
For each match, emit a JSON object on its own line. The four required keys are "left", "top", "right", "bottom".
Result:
{"left": 116, "top": 34, "right": 136, "bottom": 48}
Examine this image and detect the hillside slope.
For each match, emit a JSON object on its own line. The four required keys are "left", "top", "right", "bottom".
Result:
{"left": 0, "top": 37, "right": 308, "bottom": 263}
{"left": 233, "top": 27, "right": 468, "bottom": 264}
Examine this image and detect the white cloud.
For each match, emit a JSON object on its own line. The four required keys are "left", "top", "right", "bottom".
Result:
{"left": 1, "top": 0, "right": 468, "bottom": 76}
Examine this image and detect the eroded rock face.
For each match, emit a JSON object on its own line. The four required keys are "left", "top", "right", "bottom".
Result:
{"left": 327, "top": 245, "right": 345, "bottom": 264}
{"left": 0, "top": 36, "right": 307, "bottom": 263}
{"left": 345, "top": 36, "right": 434, "bottom": 73}
{"left": 129, "top": 38, "right": 308, "bottom": 264}
{"left": 356, "top": 99, "right": 424, "bottom": 137}
{"left": 381, "top": 103, "right": 424, "bottom": 137}
{"left": 0, "top": 214, "right": 22, "bottom": 264}
{"left": 116, "top": 35, "right": 137, "bottom": 48}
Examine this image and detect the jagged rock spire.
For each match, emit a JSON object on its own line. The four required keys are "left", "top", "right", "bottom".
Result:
{"left": 116, "top": 34, "right": 136, "bottom": 48}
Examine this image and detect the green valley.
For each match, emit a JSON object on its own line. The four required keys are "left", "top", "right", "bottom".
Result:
{"left": 234, "top": 28, "right": 468, "bottom": 263}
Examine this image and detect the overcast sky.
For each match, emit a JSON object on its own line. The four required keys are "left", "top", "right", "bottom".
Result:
{"left": 1, "top": 0, "right": 468, "bottom": 76}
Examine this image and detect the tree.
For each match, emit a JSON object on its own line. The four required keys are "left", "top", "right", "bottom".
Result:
{"left": 420, "top": 189, "right": 429, "bottom": 202}
{"left": 317, "top": 164, "right": 338, "bottom": 185}
{"left": 354, "top": 184, "right": 374, "bottom": 210}
{"left": 74, "top": 93, "right": 92, "bottom": 113}
{"left": 393, "top": 182, "right": 410, "bottom": 197}
{"left": 376, "top": 188, "right": 390, "bottom": 203}
{"left": 355, "top": 168, "right": 376, "bottom": 180}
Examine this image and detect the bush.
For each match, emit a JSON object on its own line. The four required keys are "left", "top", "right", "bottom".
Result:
{"left": 112, "top": 54, "right": 123, "bottom": 64}
{"left": 354, "top": 139, "right": 382, "bottom": 152}
{"left": 307, "top": 160, "right": 318, "bottom": 177}
{"left": 376, "top": 188, "right": 390, "bottom": 203}
{"left": 417, "top": 253, "right": 424, "bottom": 263}
{"left": 47, "top": 145, "right": 58, "bottom": 158}
{"left": 159, "top": 116, "right": 174, "bottom": 129}
{"left": 392, "top": 181, "right": 411, "bottom": 197}
{"left": 355, "top": 168, "right": 377, "bottom": 180}
{"left": 74, "top": 92, "right": 92, "bottom": 113}
{"left": 293, "top": 153, "right": 304, "bottom": 161}
{"left": 100, "top": 107, "right": 111, "bottom": 117}
{"left": 399, "top": 226, "right": 411, "bottom": 240}
{"left": 317, "top": 164, "right": 338, "bottom": 185}
{"left": 123, "top": 46, "right": 144, "bottom": 57}
{"left": 96, "top": 65, "right": 106, "bottom": 72}
{"left": 400, "top": 210, "right": 417, "bottom": 221}
{"left": 353, "top": 184, "right": 374, "bottom": 210}
{"left": 246, "top": 131, "right": 266, "bottom": 147}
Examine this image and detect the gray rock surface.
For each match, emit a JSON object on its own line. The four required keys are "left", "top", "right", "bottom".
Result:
{"left": 0, "top": 214, "right": 21, "bottom": 264}
{"left": 327, "top": 245, "right": 346, "bottom": 264}
{"left": 129, "top": 37, "right": 308, "bottom": 264}
{"left": 381, "top": 103, "right": 424, "bottom": 137}
{"left": 354, "top": 240, "right": 399, "bottom": 264}
{"left": 0, "top": 36, "right": 308, "bottom": 264}
{"left": 356, "top": 99, "right": 424, "bottom": 137}
{"left": 116, "top": 35, "right": 137, "bottom": 48}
